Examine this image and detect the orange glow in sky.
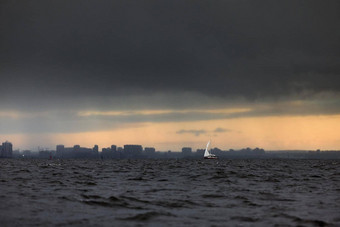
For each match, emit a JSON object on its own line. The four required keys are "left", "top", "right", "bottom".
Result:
{"left": 6, "top": 114, "right": 340, "bottom": 151}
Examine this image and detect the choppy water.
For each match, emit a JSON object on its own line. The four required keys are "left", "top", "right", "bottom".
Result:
{"left": 0, "top": 159, "right": 339, "bottom": 226}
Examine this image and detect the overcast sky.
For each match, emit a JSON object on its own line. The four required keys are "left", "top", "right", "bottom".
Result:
{"left": 1, "top": 1, "right": 340, "bottom": 150}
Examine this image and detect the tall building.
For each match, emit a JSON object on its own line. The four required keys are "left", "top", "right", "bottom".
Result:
{"left": 56, "top": 145, "right": 65, "bottom": 158}
{"left": 93, "top": 145, "right": 99, "bottom": 153}
{"left": 1, "top": 141, "right": 13, "bottom": 158}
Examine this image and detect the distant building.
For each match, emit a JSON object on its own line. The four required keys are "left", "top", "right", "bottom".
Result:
{"left": 101, "top": 145, "right": 118, "bottom": 159}
{"left": 144, "top": 147, "right": 155, "bottom": 153}
{"left": 101, "top": 147, "right": 110, "bottom": 153}
{"left": 124, "top": 145, "right": 143, "bottom": 152}
{"left": 144, "top": 147, "right": 156, "bottom": 158}
{"left": 55, "top": 144, "right": 98, "bottom": 158}
{"left": 117, "top": 147, "right": 124, "bottom": 152}
{"left": 196, "top": 149, "right": 205, "bottom": 156}
{"left": 12, "top": 149, "right": 20, "bottom": 157}
{"left": 182, "top": 147, "right": 192, "bottom": 156}
{"left": 56, "top": 145, "right": 65, "bottom": 158}
{"left": 93, "top": 145, "right": 99, "bottom": 153}
{"left": 124, "top": 145, "right": 143, "bottom": 158}
{"left": 101, "top": 147, "right": 112, "bottom": 158}
{"left": 74, "top": 145, "right": 80, "bottom": 151}
{"left": 39, "top": 150, "right": 53, "bottom": 159}
{"left": 111, "top": 145, "right": 117, "bottom": 152}
{"left": 1, "top": 141, "right": 13, "bottom": 158}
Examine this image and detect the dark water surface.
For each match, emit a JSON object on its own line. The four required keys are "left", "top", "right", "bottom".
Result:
{"left": 0, "top": 159, "right": 339, "bottom": 226}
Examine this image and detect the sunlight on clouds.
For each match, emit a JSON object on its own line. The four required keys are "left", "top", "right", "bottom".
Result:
{"left": 0, "top": 111, "right": 22, "bottom": 118}
{"left": 77, "top": 108, "right": 251, "bottom": 117}
{"left": 0, "top": 111, "right": 48, "bottom": 119}
{"left": 3, "top": 104, "right": 340, "bottom": 151}
{"left": 11, "top": 114, "right": 338, "bottom": 151}
{"left": 77, "top": 110, "right": 173, "bottom": 117}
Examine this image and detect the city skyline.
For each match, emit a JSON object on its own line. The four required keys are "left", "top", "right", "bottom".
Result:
{"left": 1, "top": 1, "right": 340, "bottom": 151}
{"left": 3, "top": 139, "right": 340, "bottom": 155}
{"left": 4, "top": 140, "right": 340, "bottom": 160}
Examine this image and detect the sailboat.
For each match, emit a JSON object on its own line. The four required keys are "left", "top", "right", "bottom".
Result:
{"left": 203, "top": 141, "right": 218, "bottom": 159}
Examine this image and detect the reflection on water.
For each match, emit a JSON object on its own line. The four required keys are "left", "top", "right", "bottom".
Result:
{"left": 0, "top": 159, "right": 339, "bottom": 226}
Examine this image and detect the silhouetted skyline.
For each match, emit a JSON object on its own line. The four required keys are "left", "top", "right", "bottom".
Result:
{"left": 2, "top": 140, "right": 338, "bottom": 160}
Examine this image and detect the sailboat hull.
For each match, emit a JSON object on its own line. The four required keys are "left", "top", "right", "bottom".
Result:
{"left": 204, "top": 156, "right": 218, "bottom": 159}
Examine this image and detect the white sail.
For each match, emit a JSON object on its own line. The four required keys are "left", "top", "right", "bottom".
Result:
{"left": 204, "top": 141, "right": 210, "bottom": 157}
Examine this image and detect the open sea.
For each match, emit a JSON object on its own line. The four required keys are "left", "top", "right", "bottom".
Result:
{"left": 0, "top": 159, "right": 339, "bottom": 226}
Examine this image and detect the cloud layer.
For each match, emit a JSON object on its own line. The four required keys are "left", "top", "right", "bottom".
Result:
{"left": 1, "top": 93, "right": 339, "bottom": 134}
{"left": 1, "top": 1, "right": 340, "bottom": 143}
{"left": 1, "top": 1, "right": 339, "bottom": 105}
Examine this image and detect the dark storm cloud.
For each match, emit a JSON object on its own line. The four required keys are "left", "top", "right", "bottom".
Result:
{"left": 1, "top": 0, "right": 340, "bottom": 107}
